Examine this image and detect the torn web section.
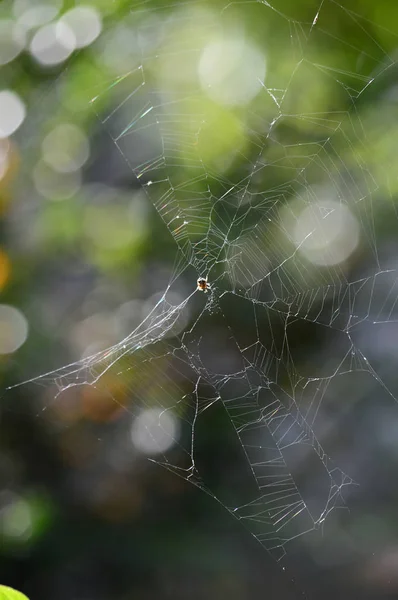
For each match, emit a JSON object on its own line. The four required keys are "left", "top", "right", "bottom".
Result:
{"left": 185, "top": 292, "right": 353, "bottom": 563}
{"left": 5, "top": 279, "right": 193, "bottom": 408}
{"left": 5, "top": 332, "right": 206, "bottom": 486}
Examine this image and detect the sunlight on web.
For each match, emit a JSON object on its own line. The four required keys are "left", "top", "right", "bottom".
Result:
{"left": 7, "top": 0, "right": 398, "bottom": 566}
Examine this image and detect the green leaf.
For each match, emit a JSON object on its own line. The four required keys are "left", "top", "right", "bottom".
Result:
{"left": 0, "top": 586, "right": 29, "bottom": 600}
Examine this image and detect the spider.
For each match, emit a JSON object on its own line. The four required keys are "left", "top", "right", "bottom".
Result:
{"left": 197, "top": 277, "right": 210, "bottom": 293}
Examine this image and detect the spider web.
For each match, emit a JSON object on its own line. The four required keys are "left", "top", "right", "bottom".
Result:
{"left": 7, "top": 0, "right": 398, "bottom": 567}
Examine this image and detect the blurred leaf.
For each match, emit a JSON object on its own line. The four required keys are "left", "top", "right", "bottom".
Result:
{"left": 0, "top": 586, "right": 29, "bottom": 600}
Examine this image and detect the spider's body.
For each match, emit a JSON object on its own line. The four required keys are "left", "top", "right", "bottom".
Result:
{"left": 197, "top": 277, "right": 210, "bottom": 293}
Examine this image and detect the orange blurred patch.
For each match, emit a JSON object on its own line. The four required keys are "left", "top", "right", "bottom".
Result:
{"left": 0, "top": 249, "right": 10, "bottom": 291}
{"left": 48, "top": 376, "right": 130, "bottom": 424}
{"left": 81, "top": 378, "right": 129, "bottom": 423}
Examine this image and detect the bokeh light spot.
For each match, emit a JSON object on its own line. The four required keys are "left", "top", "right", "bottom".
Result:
{"left": 60, "top": 6, "right": 102, "bottom": 49}
{"left": 131, "top": 408, "right": 179, "bottom": 455}
{"left": 17, "top": 4, "right": 61, "bottom": 32}
{"left": 0, "top": 491, "right": 32, "bottom": 542}
{"left": 0, "top": 139, "right": 10, "bottom": 182}
{"left": 0, "top": 91, "right": 26, "bottom": 139}
{"left": 30, "top": 21, "right": 76, "bottom": 66}
{"left": 33, "top": 160, "right": 81, "bottom": 200}
{"left": 42, "top": 123, "right": 90, "bottom": 173}
{"left": 0, "top": 304, "right": 28, "bottom": 354}
{"left": 293, "top": 199, "right": 360, "bottom": 266}
{"left": 0, "top": 19, "right": 26, "bottom": 65}
{"left": 199, "top": 37, "right": 266, "bottom": 106}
